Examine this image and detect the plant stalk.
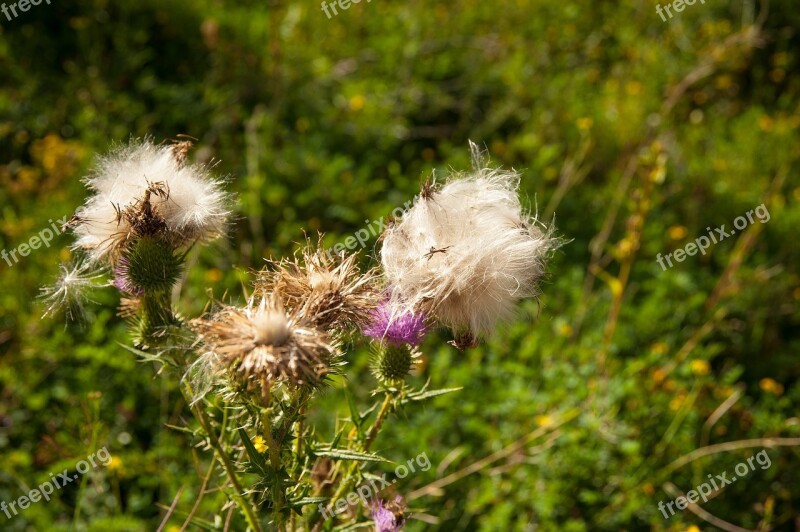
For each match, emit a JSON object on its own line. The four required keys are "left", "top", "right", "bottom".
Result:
{"left": 182, "top": 383, "right": 263, "bottom": 532}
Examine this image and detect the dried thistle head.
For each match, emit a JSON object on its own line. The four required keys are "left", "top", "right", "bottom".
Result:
{"left": 122, "top": 182, "right": 170, "bottom": 239}
{"left": 419, "top": 173, "right": 438, "bottom": 200}
{"left": 190, "top": 294, "right": 338, "bottom": 389}
{"left": 380, "top": 141, "right": 560, "bottom": 340}
{"left": 167, "top": 135, "right": 197, "bottom": 165}
{"left": 258, "top": 240, "right": 380, "bottom": 331}
{"left": 71, "top": 138, "right": 232, "bottom": 264}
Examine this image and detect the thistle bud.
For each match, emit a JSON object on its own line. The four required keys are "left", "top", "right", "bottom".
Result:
{"left": 117, "top": 236, "right": 184, "bottom": 348}
{"left": 120, "top": 236, "right": 183, "bottom": 294}
{"left": 372, "top": 343, "right": 415, "bottom": 386}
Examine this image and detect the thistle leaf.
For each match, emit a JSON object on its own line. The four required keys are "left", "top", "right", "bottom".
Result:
{"left": 403, "top": 386, "right": 463, "bottom": 403}
{"left": 313, "top": 448, "right": 392, "bottom": 463}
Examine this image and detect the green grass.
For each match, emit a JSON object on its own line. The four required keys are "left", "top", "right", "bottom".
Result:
{"left": 1, "top": 0, "right": 799, "bottom": 529}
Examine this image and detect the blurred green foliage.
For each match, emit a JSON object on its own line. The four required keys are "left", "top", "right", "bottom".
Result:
{"left": 1, "top": 0, "right": 799, "bottom": 530}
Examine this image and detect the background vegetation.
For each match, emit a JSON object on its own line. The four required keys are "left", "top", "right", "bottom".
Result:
{"left": 1, "top": 0, "right": 799, "bottom": 529}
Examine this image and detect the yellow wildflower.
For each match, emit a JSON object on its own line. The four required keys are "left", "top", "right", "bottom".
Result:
{"left": 759, "top": 378, "right": 784, "bottom": 396}
{"left": 253, "top": 435, "right": 268, "bottom": 454}
{"left": 690, "top": 360, "right": 710, "bottom": 376}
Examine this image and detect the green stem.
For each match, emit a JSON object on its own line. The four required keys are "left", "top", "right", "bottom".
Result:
{"left": 127, "top": 243, "right": 259, "bottom": 525}
{"left": 288, "top": 395, "right": 309, "bottom": 532}
{"left": 259, "top": 409, "right": 286, "bottom": 526}
{"left": 364, "top": 393, "right": 394, "bottom": 452}
{"left": 138, "top": 289, "right": 177, "bottom": 348}
{"left": 182, "top": 383, "right": 263, "bottom": 532}
{"left": 258, "top": 380, "right": 290, "bottom": 528}
{"left": 329, "top": 393, "right": 394, "bottom": 507}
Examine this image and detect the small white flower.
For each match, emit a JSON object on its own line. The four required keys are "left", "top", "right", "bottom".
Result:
{"left": 380, "top": 142, "right": 558, "bottom": 340}
{"left": 72, "top": 139, "right": 232, "bottom": 262}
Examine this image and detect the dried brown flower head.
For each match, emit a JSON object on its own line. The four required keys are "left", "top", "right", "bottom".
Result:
{"left": 167, "top": 135, "right": 197, "bottom": 165}
{"left": 191, "top": 295, "right": 337, "bottom": 388}
{"left": 257, "top": 241, "right": 379, "bottom": 331}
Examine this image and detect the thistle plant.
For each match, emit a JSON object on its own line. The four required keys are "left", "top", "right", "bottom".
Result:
{"left": 43, "top": 138, "right": 558, "bottom": 530}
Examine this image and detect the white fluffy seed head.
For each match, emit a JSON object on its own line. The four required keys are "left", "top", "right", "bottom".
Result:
{"left": 380, "top": 141, "right": 558, "bottom": 339}
{"left": 72, "top": 139, "right": 232, "bottom": 262}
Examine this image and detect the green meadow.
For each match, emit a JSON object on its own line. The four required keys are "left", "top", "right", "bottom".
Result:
{"left": 1, "top": 0, "right": 799, "bottom": 529}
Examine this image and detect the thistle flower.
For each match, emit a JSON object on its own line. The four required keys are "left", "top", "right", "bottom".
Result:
{"left": 362, "top": 299, "right": 429, "bottom": 346}
{"left": 40, "top": 258, "right": 107, "bottom": 321}
{"left": 372, "top": 496, "right": 406, "bottom": 532}
{"left": 258, "top": 241, "right": 379, "bottom": 331}
{"left": 71, "top": 139, "right": 232, "bottom": 263}
{"left": 191, "top": 295, "right": 338, "bottom": 388}
{"left": 380, "top": 142, "right": 558, "bottom": 341}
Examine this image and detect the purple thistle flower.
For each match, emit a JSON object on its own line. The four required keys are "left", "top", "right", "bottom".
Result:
{"left": 112, "top": 257, "right": 143, "bottom": 296}
{"left": 362, "top": 300, "right": 429, "bottom": 346}
{"left": 371, "top": 496, "right": 405, "bottom": 532}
